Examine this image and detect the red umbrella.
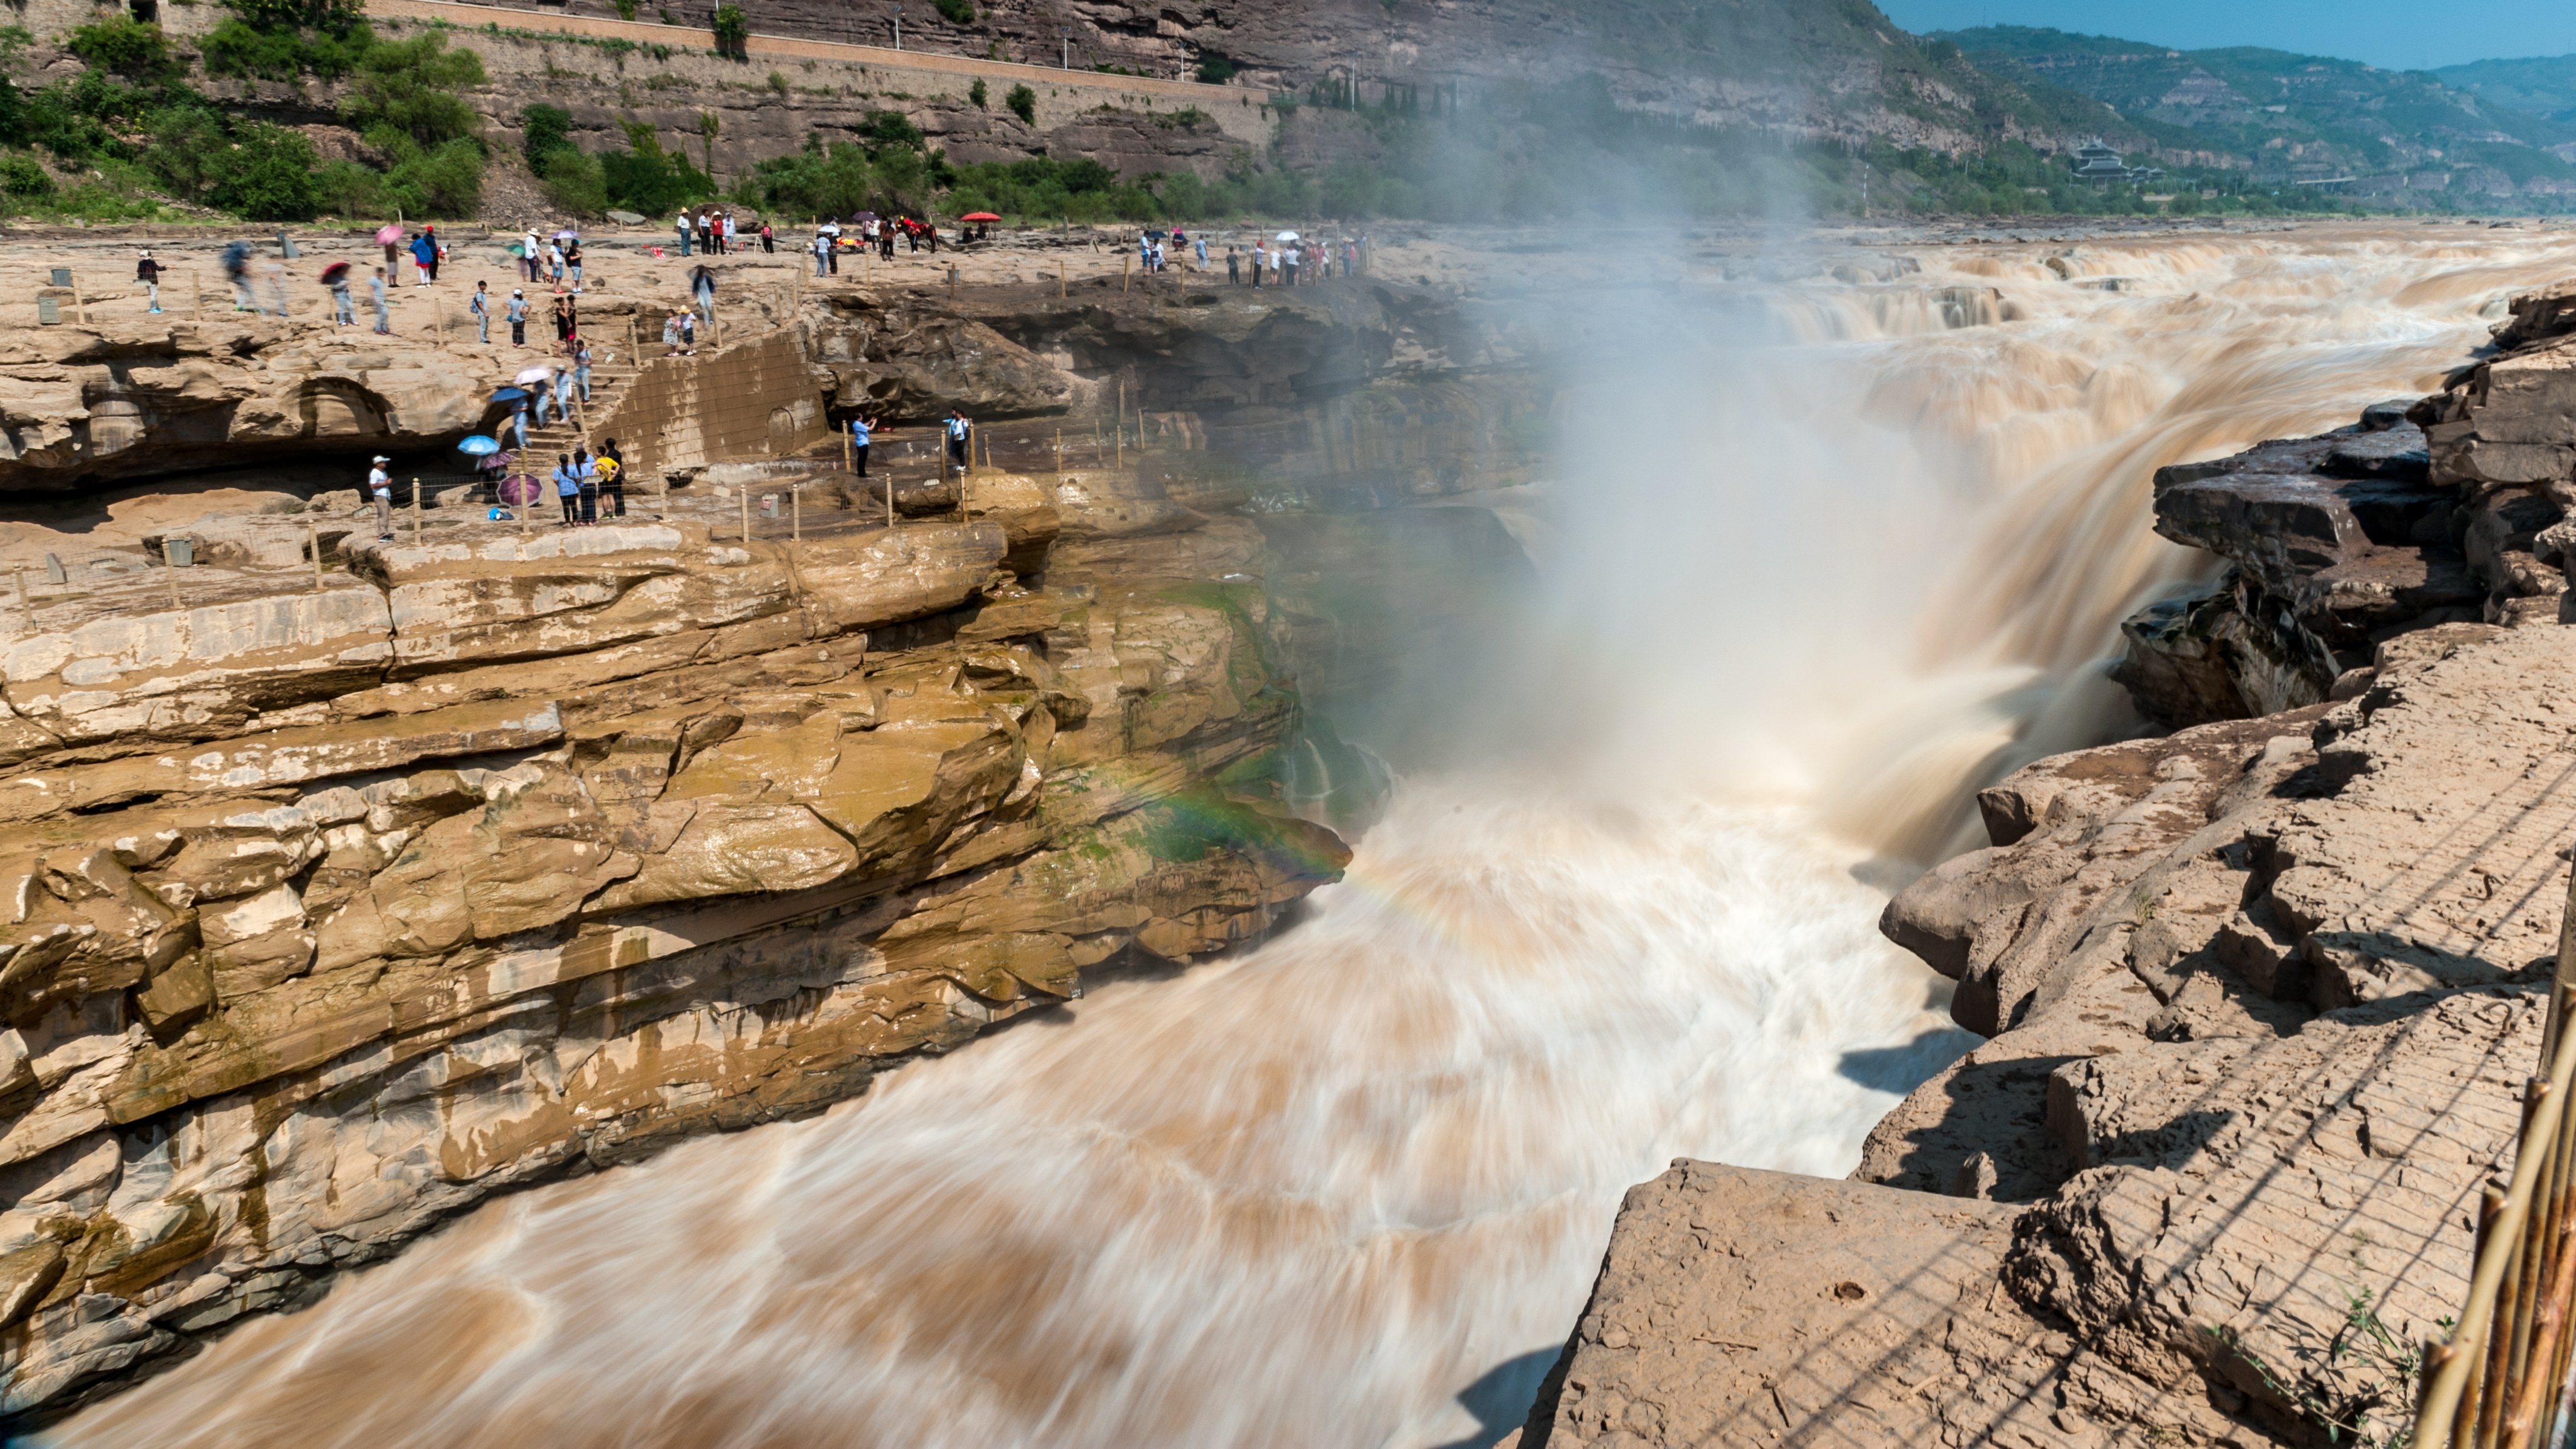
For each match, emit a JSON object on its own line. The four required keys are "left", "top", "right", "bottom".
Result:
{"left": 318, "top": 260, "right": 350, "bottom": 284}
{"left": 960, "top": 212, "right": 1002, "bottom": 223}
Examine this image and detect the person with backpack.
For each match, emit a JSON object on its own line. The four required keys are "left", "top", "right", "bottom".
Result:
{"left": 223, "top": 241, "right": 255, "bottom": 310}
{"left": 942, "top": 408, "right": 971, "bottom": 478}
{"left": 410, "top": 229, "right": 438, "bottom": 286}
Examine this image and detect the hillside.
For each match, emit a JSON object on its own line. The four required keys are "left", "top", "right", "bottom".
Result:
{"left": 1949, "top": 25, "right": 2576, "bottom": 208}
{"left": 2434, "top": 53, "right": 2576, "bottom": 123}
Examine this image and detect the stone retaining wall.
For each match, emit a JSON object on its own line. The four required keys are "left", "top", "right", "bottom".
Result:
{"left": 596, "top": 326, "right": 826, "bottom": 486}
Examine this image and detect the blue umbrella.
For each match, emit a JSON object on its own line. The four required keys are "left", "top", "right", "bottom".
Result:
{"left": 490, "top": 387, "right": 530, "bottom": 403}
{"left": 457, "top": 435, "right": 501, "bottom": 456}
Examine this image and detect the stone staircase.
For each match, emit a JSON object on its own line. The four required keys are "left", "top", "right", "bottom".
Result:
{"left": 512, "top": 352, "right": 645, "bottom": 464}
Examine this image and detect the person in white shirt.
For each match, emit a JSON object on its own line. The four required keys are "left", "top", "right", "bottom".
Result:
{"left": 943, "top": 409, "right": 972, "bottom": 477}
{"left": 368, "top": 455, "right": 395, "bottom": 540}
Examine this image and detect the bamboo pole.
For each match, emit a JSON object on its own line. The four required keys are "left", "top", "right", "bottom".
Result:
{"left": 739, "top": 486, "right": 751, "bottom": 544}
{"left": 521, "top": 476, "right": 532, "bottom": 537}
{"left": 792, "top": 482, "right": 800, "bottom": 543}
{"left": 1122, "top": 252, "right": 1130, "bottom": 293}
{"left": 433, "top": 291, "right": 446, "bottom": 346}
{"left": 2505, "top": 1213, "right": 2576, "bottom": 1449}
{"left": 2418, "top": 1016, "right": 2576, "bottom": 1444}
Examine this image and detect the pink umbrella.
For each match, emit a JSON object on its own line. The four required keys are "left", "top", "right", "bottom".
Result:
{"left": 375, "top": 224, "right": 403, "bottom": 245}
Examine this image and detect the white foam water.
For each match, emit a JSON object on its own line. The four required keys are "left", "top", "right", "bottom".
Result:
{"left": 53, "top": 225, "right": 2576, "bottom": 1449}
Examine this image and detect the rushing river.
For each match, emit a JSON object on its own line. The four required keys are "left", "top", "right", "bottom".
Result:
{"left": 48, "top": 226, "right": 2576, "bottom": 1449}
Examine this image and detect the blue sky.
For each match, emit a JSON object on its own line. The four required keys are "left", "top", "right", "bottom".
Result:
{"left": 1873, "top": 1, "right": 2576, "bottom": 71}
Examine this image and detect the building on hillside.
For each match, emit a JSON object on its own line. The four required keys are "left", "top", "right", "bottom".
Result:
{"left": 2071, "top": 139, "right": 2164, "bottom": 186}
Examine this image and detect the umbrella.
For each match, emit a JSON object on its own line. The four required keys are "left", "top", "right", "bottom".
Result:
{"left": 553, "top": 229, "right": 581, "bottom": 240}
{"left": 488, "top": 387, "right": 530, "bottom": 404}
{"left": 318, "top": 260, "right": 350, "bottom": 284}
{"left": 960, "top": 212, "right": 1001, "bottom": 223}
{"left": 1275, "top": 230, "right": 1300, "bottom": 242}
{"left": 457, "top": 435, "right": 501, "bottom": 456}
{"left": 497, "top": 475, "right": 544, "bottom": 507}
{"left": 852, "top": 211, "right": 879, "bottom": 222}
{"left": 375, "top": 224, "right": 403, "bottom": 245}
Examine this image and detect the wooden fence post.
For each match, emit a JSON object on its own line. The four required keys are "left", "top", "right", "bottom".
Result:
{"left": 412, "top": 477, "right": 424, "bottom": 544}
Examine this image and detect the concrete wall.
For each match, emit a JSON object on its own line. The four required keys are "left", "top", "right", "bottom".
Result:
{"left": 597, "top": 326, "right": 825, "bottom": 485}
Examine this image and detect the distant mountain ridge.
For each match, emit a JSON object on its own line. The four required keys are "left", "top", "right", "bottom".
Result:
{"left": 1941, "top": 25, "right": 2576, "bottom": 207}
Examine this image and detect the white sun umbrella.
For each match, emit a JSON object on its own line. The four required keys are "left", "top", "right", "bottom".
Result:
{"left": 1275, "top": 229, "right": 1299, "bottom": 242}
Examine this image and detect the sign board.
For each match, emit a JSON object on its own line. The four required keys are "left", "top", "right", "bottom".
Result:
{"left": 34, "top": 297, "right": 58, "bottom": 326}
{"left": 47, "top": 268, "right": 69, "bottom": 288}
{"left": 165, "top": 539, "right": 194, "bottom": 568}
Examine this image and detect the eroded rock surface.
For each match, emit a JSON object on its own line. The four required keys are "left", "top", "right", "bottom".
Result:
{"left": 0, "top": 461, "right": 1348, "bottom": 1418}
{"left": 1537, "top": 616, "right": 2573, "bottom": 1448}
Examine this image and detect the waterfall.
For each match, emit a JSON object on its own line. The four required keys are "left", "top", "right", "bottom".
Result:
{"left": 54, "top": 227, "right": 2576, "bottom": 1449}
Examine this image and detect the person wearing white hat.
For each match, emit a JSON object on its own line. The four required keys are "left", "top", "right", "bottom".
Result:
{"left": 368, "top": 455, "right": 395, "bottom": 541}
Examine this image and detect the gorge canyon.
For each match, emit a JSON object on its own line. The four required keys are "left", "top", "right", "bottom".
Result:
{"left": 0, "top": 217, "right": 2574, "bottom": 1449}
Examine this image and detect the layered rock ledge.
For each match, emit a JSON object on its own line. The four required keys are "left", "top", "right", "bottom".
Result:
{"left": 0, "top": 456, "right": 1349, "bottom": 1419}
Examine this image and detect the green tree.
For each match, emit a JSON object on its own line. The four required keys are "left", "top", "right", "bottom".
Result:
{"left": 1005, "top": 84, "right": 1034, "bottom": 125}
{"left": 970, "top": 77, "right": 987, "bottom": 110}
{"left": 933, "top": 0, "right": 973, "bottom": 23}
{"left": 67, "top": 15, "right": 186, "bottom": 85}
{"left": 342, "top": 34, "right": 485, "bottom": 150}
{"left": 710, "top": 4, "right": 748, "bottom": 59}
{"left": 521, "top": 102, "right": 573, "bottom": 168}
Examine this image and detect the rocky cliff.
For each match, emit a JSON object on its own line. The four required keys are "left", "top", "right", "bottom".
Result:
{"left": 1522, "top": 289, "right": 2576, "bottom": 1448}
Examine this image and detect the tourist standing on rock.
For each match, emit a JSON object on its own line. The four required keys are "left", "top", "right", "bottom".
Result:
{"left": 724, "top": 212, "right": 738, "bottom": 254}
{"left": 1227, "top": 246, "right": 1240, "bottom": 284}
{"left": 675, "top": 211, "right": 693, "bottom": 258}
{"left": 677, "top": 309, "right": 697, "bottom": 355}
{"left": 1250, "top": 242, "right": 1266, "bottom": 288}
{"left": 849, "top": 413, "right": 876, "bottom": 478}
{"left": 1195, "top": 234, "right": 1209, "bottom": 269}
{"left": 369, "top": 455, "right": 395, "bottom": 541}
{"left": 597, "top": 439, "right": 625, "bottom": 517}
{"left": 760, "top": 220, "right": 774, "bottom": 254}
{"left": 381, "top": 229, "right": 399, "bottom": 277}
{"left": 223, "top": 242, "right": 255, "bottom": 310}
{"left": 551, "top": 290, "right": 576, "bottom": 344}
{"left": 136, "top": 251, "right": 162, "bottom": 314}
{"left": 329, "top": 268, "right": 355, "bottom": 327}
{"left": 691, "top": 264, "right": 716, "bottom": 329}
{"left": 943, "top": 408, "right": 972, "bottom": 477}
{"left": 470, "top": 280, "right": 491, "bottom": 343}
{"left": 574, "top": 447, "right": 600, "bottom": 525}
{"left": 550, "top": 361, "right": 574, "bottom": 425}
{"left": 552, "top": 453, "right": 582, "bottom": 525}
{"left": 572, "top": 335, "right": 593, "bottom": 405}
{"left": 812, "top": 229, "right": 830, "bottom": 278}
{"left": 1282, "top": 244, "right": 1298, "bottom": 288}
{"left": 506, "top": 288, "right": 528, "bottom": 347}
{"left": 369, "top": 266, "right": 391, "bottom": 334}
{"left": 565, "top": 238, "right": 584, "bottom": 292}
{"left": 544, "top": 239, "right": 564, "bottom": 286}
{"left": 410, "top": 230, "right": 437, "bottom": 287}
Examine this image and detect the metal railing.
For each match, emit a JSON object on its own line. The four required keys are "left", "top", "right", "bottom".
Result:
{"left": 2415, "top": 893, "right": 2576, "bottom": 1449}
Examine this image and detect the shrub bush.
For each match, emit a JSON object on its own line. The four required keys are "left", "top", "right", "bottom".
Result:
{"left": 1005, "top": 83, "right": 1035, "bottom": 125}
